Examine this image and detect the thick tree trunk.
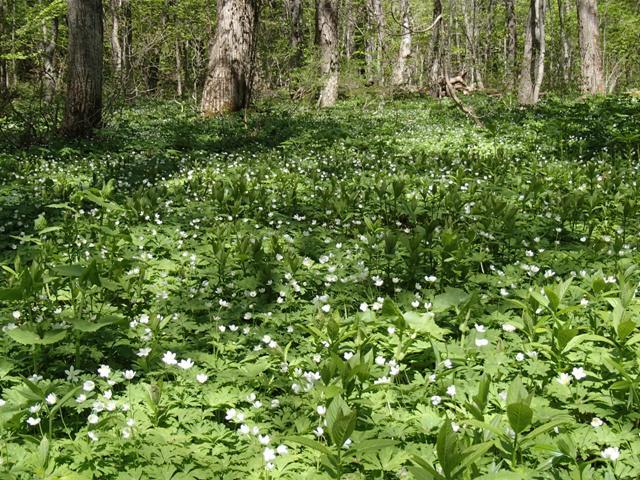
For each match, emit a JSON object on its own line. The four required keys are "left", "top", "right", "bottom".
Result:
{"left": 316, "top": 0, "right": 339, "bottom": 107}
{"left": 201, "top": 0, "right": 258, "bottom": 115}
{"left": 577, "top": 0, "right": 604, "bottom": 94}
{"left": 41, "top": 17, "right": 59, "bottom": 103}
{"left": 62, "top": 0, "right": 103, "bottom": 137}
{"left": 518, "top": 0, "right": 545, "bottom": 105}
{"left": 504, "top": 0, "right": 517, "bottom": 89}
{"left": 286, "top": 0, "right": 304, "bottom": 66}
{"left": 365, "top": 0, "right": 385, "bottom": 85}
{"left": 391, "top": 0, "right": 412, "bottom": 86}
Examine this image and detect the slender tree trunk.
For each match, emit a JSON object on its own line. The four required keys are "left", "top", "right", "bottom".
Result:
{"left": 343, "top": 0, "right": 355, "bottom": 59}
{"left": 577, "top": 0, "right": 604, "bottom": 93}
{"left": 518, "top": 0, "right": 545, "bottom": 104}
{"left": 41, "top": 16, "right": 59, "bottom": 103}
{"left": 504, "top": 0, "right": 517, "bottom": 90}
{"left": 201, "top": 0, "right": 259, "bottom": 115}
{"left": 316, "top": 0, "right": 339, "bottom": 107}
{"left": 481, "top": 0, "right": 495, "bottom": 87}
{"left": 428, "top": 0, "right": 443, "bottom": 94}
{"left": 110, "top": 0, "right": 122, "bottom": 73}
{"left": 286, "top": 0, "right": 304, "bottom": 66}
{"left": 392, "top": 0, "right": 412, "bottom": 86}
{"left": 461, "top": 0, "right": 483, "bottom": 88}
{"left": 0, "top": 0, "right": 8, "bottom": 93}
{"left": 176, "top": 38, "right": 183, "bottom": 96}
{"left": 62, "top": 0, "right": 103, "bottom": 137}
{"left": 365, "top": 0, "right": 385, "bottom": 85}
{"left": 557, "top": 0, "right": 571, "bottom": 85}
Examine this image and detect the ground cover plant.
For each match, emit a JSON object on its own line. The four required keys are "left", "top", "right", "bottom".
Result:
{"left": 1, "top": 95, "right": 640, "bottom": 479}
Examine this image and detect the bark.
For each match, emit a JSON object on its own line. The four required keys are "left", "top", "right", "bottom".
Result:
{"left": 365, "top": 0, "right": 385, "bottom": 85}
{"left": 461, "top": 0, "right": 483, "bottom": 89}
{"left": 110, "top": 0, "right": 122, "bottom": 72}
{"left": 343, "top": 0, "right": 355, "bottom": 59}
{"left": 517, "top": 0, "right": 545, "bottom": 105}
{"left": 316, "top": 0, "right": 339, "bottom": 107}
{"left": 62, "top": 0, "right": 103, "bottom": 137}
{"left": 200, "top": 0, "right": 259, "bottom": 115}
{"left": 176, "top": 38, "right": 183, "bottom": 96}
{"left": 41, "top": 16, "right": 59, "bottom": 103}
{"left": 557, "top": 0, "right": 571, "bottom": 84}
{"left": 428, "top": 0, "right": 443, "bottom": 93}
{"left": 391, "top": 0, "right": 412, "bottom": 86}
{"left": 0, "top": 0, "right": 7, "bottom": 93}
{"left": 504, "top": 0, "right": 516, "bottom": 89}
{"left": 110, "top": 0, "right": 132, "bottom": 89}
{"left": 286, "top": 0, "right": 304, "bottom": 66}
{"left": 577, "top": 0, "right": 604, "bottom": 94}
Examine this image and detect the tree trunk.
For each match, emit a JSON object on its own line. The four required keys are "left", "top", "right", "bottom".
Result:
{"left": 365, "top": 0, "right": 385, "bottom": 85}
{"left": 577, "top": 0, "right": 604, "bottom": 94}
{"left": 517, "top": 0, "right": 545, "bottom": 105}
{"left": 176, "top": 38, "right": 183, "bottom": 96}
{"left": 200, "top": 0, "right": 259, "bottom": 115}
{"left": 461, "top": 0, "right": 483, "bottom": 89}
{"left": 62, "top": 0, "right": 103, "bottom": 137}
{"left": 110, "top": 0, "right": 132, "bottom": 92}
{"left": 343, "top": 0, "right": 355, "bottom": 59}
{"left": 286, "top": 0, "right": 304, "bottom": 66}
{"left": 41, "top": 16, "right": 59, "bottom": 103}
{"left": 316, "top": 0, "right": 339, "bottom": 107}
{"left": 0, "top": 0, "right": 8, "bottom": 93}
{"left": 110, "top": 0, "right": 122, "bottom": 73}
{"left": 504, "top": 0, "right": 517, "bottom": 89}
{"left": 391, "top": 0, "right": 412, "bottom": 86}
{"left": 428, "top": 0, "right": 443, "bottom": 94}
{"left": 557, "top": 0, "right": 571, "bottom": 85}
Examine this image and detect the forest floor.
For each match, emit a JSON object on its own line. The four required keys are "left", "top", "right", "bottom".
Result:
{"left": 1, "top": 95, "right": 640, "bottom": 479}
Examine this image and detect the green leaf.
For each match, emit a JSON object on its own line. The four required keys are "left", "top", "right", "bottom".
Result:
{"left": 286, "top": 435, "right": 334, "bottom": 457}
{"left": 0, "top": 287, "right": 25, "bottom": 300}
{"left": 52, "top": 265, "right": 85, "bottom": 277}
{"left": 432, "top": 287, "right": 469, "bottom": 312}
{"left": 561, "top": 334, "right": 615, "bottom": 354}
{"left": 6, "top": 327, "right": 66, "bottom": 345}
{"left": 506, "top": 402, "right": 533, "bottom": 434}
{"left": 49, "top": 386, "right": 82, "bottom": 417}
{"left": 411, "top": 455, "right": 446, "bottom": 480}
{"left": 6, "top": 327, "right": 42, "bottom": 345}
{"left": 521, "top": 417, "right": 572, "bottom": 448}
{"left": 506, "top": 377, "right": 529, "bottom": 405}
{"left": 330, "top": 409, "right": 357, "bottom": 448}
{"left": 349, "top": 439, "right": 397, "bottom": 453}
{"left": 451, "top": 441, "right": 494, "bottom": 477}
{"left": 403, "top": 311, "right": 449, "bottom": 339}
{"left": 436, "top": 420, "right": 463, "bottom": 478}
{"left": 40, "top": 330, "right": 67, "bottom": 345}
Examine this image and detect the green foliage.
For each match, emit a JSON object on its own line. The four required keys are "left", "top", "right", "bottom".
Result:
{"left": 0, "top": 96, "right": 640, "bottom": 478}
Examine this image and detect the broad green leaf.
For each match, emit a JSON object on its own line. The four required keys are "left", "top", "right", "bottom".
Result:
{"left": 403, "top": 311, "right": 449, "bottom": 339}
{"left": 506, "top": 402, "right": 533, "bottom": 434}
{"left": 6, "top": 327, "right": 42, "bottom": 345}
{"left": 52, "top": 265, "right": 85, "bottom": 277}
{"left": 285, "top": 435, "right": 334, "bottom": 457}
{"left": 561, "top": 334, "right": 615, "bottom": 354}
{"left": 436, "top": 420, "right": 462, "bottom": 478}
